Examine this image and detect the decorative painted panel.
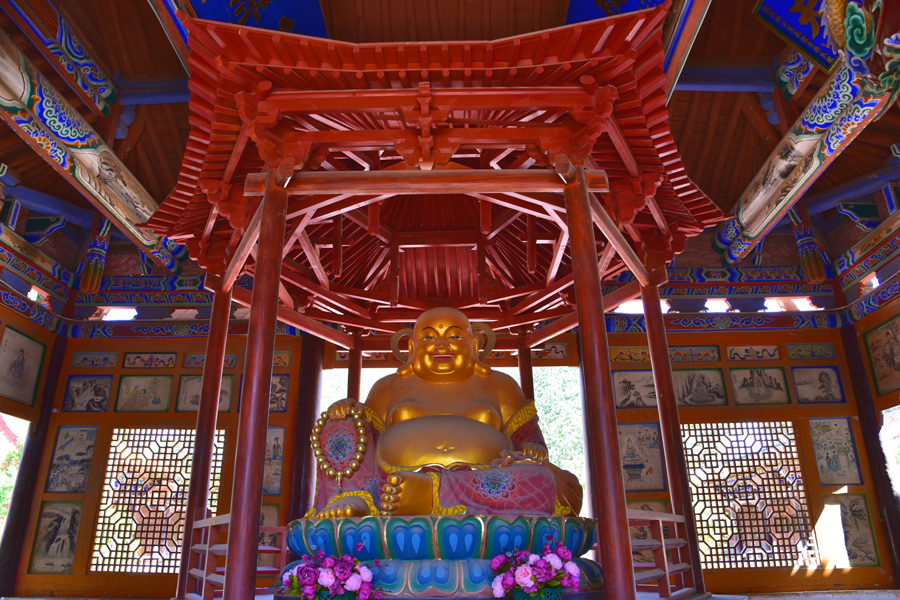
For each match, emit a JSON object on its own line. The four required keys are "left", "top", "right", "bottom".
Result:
{"left": 268, "top": 374, "right": 289, "bottom": 413}
{"left": 533, "top": 342, "right": 568, "bottom": 361}
{"left": 727, "top": 345, "right": 780, "bottom": 361}
{"left": 863, "top": 312, "right": 900, "bottom": 395}
{"left": 122, "top": 352, "right": 176, "bottom": 369}
{"left": 611, "top": 347, "right": 650, "bottom": 363}
{"left": 810, "top": 418, "right": 862, "bottom": 486}
{"left": 115, "top": 375, "right": 172, "bottom": 412}
{"left": 617, "top": 422, "right": 665, "bottom": 492}
{"left": 681, "top": 421, "right": 818, "bottom": 568}
{"left": 183, "top": 353, "right": 237, "bottom": 369}
{"left": 71, "top": 351, "right": 118, "bottom": 368}
{"left": 273, "top": 351, "right": 291, "bottom": 368}
{"left": 176, "top": 375, "right": 234, "bottom": 412}
{"left": 613, "top": 370, "right": 656, "bottom": 408}
{"left": 259, "top": 504, "right": 280, "bottom": 568}
{"left": 0, "top": 326, "right": 46, "bottom": 405}
{"left": 63, "top": 375, "right": 111, "bottom": 412}
{"left": 753, "top": 0, "right": 839, "bottom": 71}
{"left": 731, "top": 368, "right": 790, "bottom": 405}
{"left": 90, "top": 428, "right": 224, "bottom": 573}
{"left": 669, "top": 345, "right": 719, "bottom": 362}
{"left": 45, "top": 426, "right": 96, "bottom": 493}
{"left": 30, "top": 501, "right": 82, "bottom": 573}
{"left": 821, "top": 494, "right": 879, "bottom": 566}
{"left": 786, "top": 343, "right": 835, "bottom": 360}
{"left": 791, "top": 366, "right": 845, "bottom": 403}
{"left": 673, "top": 369, "right": 727, "bottom": 406}
{"left": 264, "top": 426, "right": 285, "bottom": 495}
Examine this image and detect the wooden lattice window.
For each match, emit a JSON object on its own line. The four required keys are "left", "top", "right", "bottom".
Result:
{"left": 681, "top": 421, "right": 819, "bottom": 569}
{"left": 91, "top": 428, "right": 224, "bottom": 573}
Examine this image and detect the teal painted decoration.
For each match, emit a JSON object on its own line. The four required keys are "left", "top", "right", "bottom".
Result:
{"left": 753, "top": 0, "right": 840, "bottom": 71}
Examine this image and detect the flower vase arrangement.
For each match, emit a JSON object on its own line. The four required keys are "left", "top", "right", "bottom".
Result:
{"left": 278, "top": 549, "right": 382, "bottom": 600}
{"left": 489, "top": 543, "right": 580, "bottom": 599}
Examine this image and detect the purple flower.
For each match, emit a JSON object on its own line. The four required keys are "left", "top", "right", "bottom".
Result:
{"left": 532, "top": 559, "right": 553, "bottom": 583}
{"left": 358, "top": 581, "right": 374, "bottom": 600}
{"left": 514, "top": 549, "right": 531, "bottom": 564}
{"left": 329, "top": 583, "right": 345, "bottom": 596}
{"left": 301, "top": 583, "right": 317, "bottom": 599}
{"left": 334, "top": 561, "right": 353, "bottom": 583}
{"left": 501, "top": 571, "right": 515, "bottom": 590}
{"left": 297, "top": 565, "right": 319, "bottom": 586}
{"left": 323, "top": 556, "right": 336, "bottom": 568}
{"left": 522, "top": 584, "right": 539, "bottom": 595}
{"left": 489, "top": 554, "right": 508, "bottom": 571}
{"left": 356, "top": 541, "right": 365, "bottom": 551}
{"left": 555, "top": 545, "right": 572, "bottom": 561}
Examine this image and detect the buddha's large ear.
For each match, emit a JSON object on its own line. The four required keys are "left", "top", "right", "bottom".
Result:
{"left": 391, "top": 328, "right": 415, "bottom": 377}
{"left": 471, "top": 322, "right": 496, "bottom": 362}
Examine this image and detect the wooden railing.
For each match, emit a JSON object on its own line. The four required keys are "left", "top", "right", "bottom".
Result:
{"left": 627, "top": 508, "right": 702, "bottom": 599}
{"left": 185, "top": 513, "right": 288, "bottom": 600}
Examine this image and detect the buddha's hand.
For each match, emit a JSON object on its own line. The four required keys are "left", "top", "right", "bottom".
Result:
{"left": 518, "top": 442, "right": 549, "bottom": 464}
{"left": 491, "top": 449, "right": 542, "bottom": 468}
{"left": 326, "top": 398, "right": 360, "bottom": 420}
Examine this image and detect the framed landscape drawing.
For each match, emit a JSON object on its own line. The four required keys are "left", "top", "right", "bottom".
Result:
{"left": 115, "top": 375, "right": 172, "bottom": 412}
{"left": 792, "top": 366, "right": 844, "bottom": 403}
{"left": 63, "top": 375, "right": 112, "bottom": 412}
{"left": 613, "top": 370, "right": 656, "bottom": 407}
{"left": 45, "top": 426, "right": 96, "bottom": 493}
{"left": 673, "top": 369, "right": 727, "bottom": 406}
{"left": 176, "top": 375, "right": 234, "bottom": 412}
{"left": 822, "top": 494, "right": 879, "bottom": 566}
{"left": 29, "top": 502, "right": 81, "bottom": 573}
{"left": 863, "top": 313, "right": 900, "bottom": 395}
{"left": 0, "top": 326, "right": 46, "bottom": 405}
{"left": 731, "top": 368, "right": 790, "bottom": 405}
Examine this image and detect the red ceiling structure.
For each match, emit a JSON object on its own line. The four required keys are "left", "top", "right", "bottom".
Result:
{"left": 146, "top": 4, "right": 724, "bottom": 344}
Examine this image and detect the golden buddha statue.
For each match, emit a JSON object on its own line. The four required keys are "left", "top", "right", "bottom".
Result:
{"left": 311, "top": 307, "right": 582, "bottom": 518}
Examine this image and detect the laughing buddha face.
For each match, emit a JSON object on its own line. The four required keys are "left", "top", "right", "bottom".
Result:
{"left": 407, "top": 307, "right": 480, "bottom": 382}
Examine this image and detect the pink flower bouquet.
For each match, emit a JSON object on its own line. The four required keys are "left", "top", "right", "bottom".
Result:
{"left": 279, "top": 549, "right": 381, "bottom": 600}
{"left": 489, "top": 544, "right": 580, "bottom": 599}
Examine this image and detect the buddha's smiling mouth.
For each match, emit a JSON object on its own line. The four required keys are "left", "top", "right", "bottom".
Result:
{"left": 432, "top": 354, "right": 454, "bottom": 363}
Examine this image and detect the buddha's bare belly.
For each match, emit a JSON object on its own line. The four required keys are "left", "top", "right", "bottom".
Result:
{"left": 378, "top": 415, "right": 512, "bottom": 469}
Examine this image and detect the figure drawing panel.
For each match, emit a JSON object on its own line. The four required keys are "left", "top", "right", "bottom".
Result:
{"left": 863, "top": 314, "right": 900, "bottom": 395}
{"left": 810, "top": 418, "right": 862, "bottom": 486}
{"left": 628, "top": 499, "right": 670, "bottom": 564}
{"left": 0, "top": 327, "right": 45, "bottom": 405}
{"left": 823, "top": 494, "right": 879, "bottom": 566}
{"left": 613, "top": 370, "right": 656, "bottom": 407}
{"left": 176, "top": 375, "right": 234, "bottom": 412}
{"left": 673, "top": 369, "right": 727, "bottom": 406}
{"left": 617, "top": 423, "right": 665, "bottom": 491}
{"left": 268, "top": 375, "right": 289, "bottom": 412}
{"left": 258, "top": 504, "right": 279, "bottom": 568}
{"left": 46, "top": 427, "right": 96, "bottom": 493}
{"left": 29, "top": 502, "right": 81, "bottom": 573}
{"left": 116, "top": 375, "right": 172, "bottom": 412}
{"left": 264, "top": 426, "right": 284, "bottom": 495}
{"left": 792, "top": 366, "right": 844, "bottom": 403}
{"left": 63, "top": 375, "right": 112, "bottom": 412}
{"left": 731, "top": 368, "right": 790, "bottom": 404}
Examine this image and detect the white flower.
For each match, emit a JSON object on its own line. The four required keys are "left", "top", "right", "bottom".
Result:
{"left": 345, "top": 573, "right": 362, "bottom": 591}
{"left": 318, "top": 568, "right": 336, "bottom": 587}
{"left": 546, "top": 553, "right": 562, "bottom": 570}
{"left": 527, "top": 553, "right": 541, "bottom": 565}
{"left": 492, "top": 575, "right": 506, "bottom": 598}
{"left": 564, "top": 561, "right": 579, "bottom": 576}
{"left": 358, "top": 565, "right": 373, "bottom": 582}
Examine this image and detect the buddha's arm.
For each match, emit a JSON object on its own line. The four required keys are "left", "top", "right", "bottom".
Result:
{"left": 495, "top": 374, "right": 549, "bottom": 462}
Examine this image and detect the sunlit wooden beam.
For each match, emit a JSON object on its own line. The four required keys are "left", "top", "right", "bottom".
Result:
{"left": 221, "top": 198, "right": 264, "bottom": 290}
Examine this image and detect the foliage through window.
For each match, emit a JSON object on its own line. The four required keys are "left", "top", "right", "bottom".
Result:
{"left": 91, "top": 428, "right": 224, "bottom": 573}
{"left": 681, "top": 421, "right": 819, "bottom": 568}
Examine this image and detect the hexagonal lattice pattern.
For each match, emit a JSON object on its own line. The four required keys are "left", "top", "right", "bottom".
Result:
{"left": 91, "top": 429, "right": 224, "bottom": 573}
{"left": 681, "top": 422, "right": 819, "bottom": 568}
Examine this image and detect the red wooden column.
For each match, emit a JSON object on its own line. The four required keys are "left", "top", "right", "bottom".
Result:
{"left": 223, "top": 170, "right": 287, "bottom": 600}
{"left": 176, "top": 283, "right": 233, "bottom": 599}
{"left": 641, "top": 282, "right": 705, "bottom": 593}
{"left": 347, "top": 334, "right": 362, "bottom": 401}
{"left": 289, "top": 334, "right": 324, "bottom": 520}
{"left": 517, "top": 331, "right": 535, "bottom": 399}
{"left": 565, "top": 163, "right": 635, "bottom": 600}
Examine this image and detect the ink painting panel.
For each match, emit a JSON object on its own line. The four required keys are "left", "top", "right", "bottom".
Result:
{"left": 810, "top": 418, "right": 862, "bottom": 486}
{"left": 264, "top": 427, "right": 285, "bottom": 495}
{"left": 613, "top": 370, "right": 656, "bottom": 408}
{"left": 122, "top": 352, "right": 176, "bottom": 369}
{"left": 63, "top": 375, "right": 112, "bottom": 412}
{"left": 176, "top": 374, "right": 234, "bottom": 412}
{"left": 673, "top": 369, "right": 727, "bottom": 406}
{"left": 115, "top": 375, "right": 172, "bottom": 412}
{"left": 731, "top": 368, "right": 790, "bottom": 405}
{"left": 863, "top": 313, "right": 900, "bottom": 395}
{"left": 628, "top": 499, "right": 671, "bottom": 564}
{"left": 29, "top": 501, "right": 81, "bottom": 573}
{"left": 792, "top": 366, "right": 845, "bottom": 403}
{"left": 45, "top": 426, "right": 96, "bottom": 493}
{"left": 617, "top": 422, "right": 665, "bottom": 492}
{"left": 726, "top": 345, "right": 779, "bottom": 361}
{"left": 0, "top": 327, "right": 46, "bottom": 405}
{"left": 822, "top": 494, "right": 879, "bottom": 567}
{"left": 269, "top": 374, "right": 289, "bottom": 413}
{"left": 258, "top": 504, "right": 280, "bottom": 568}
